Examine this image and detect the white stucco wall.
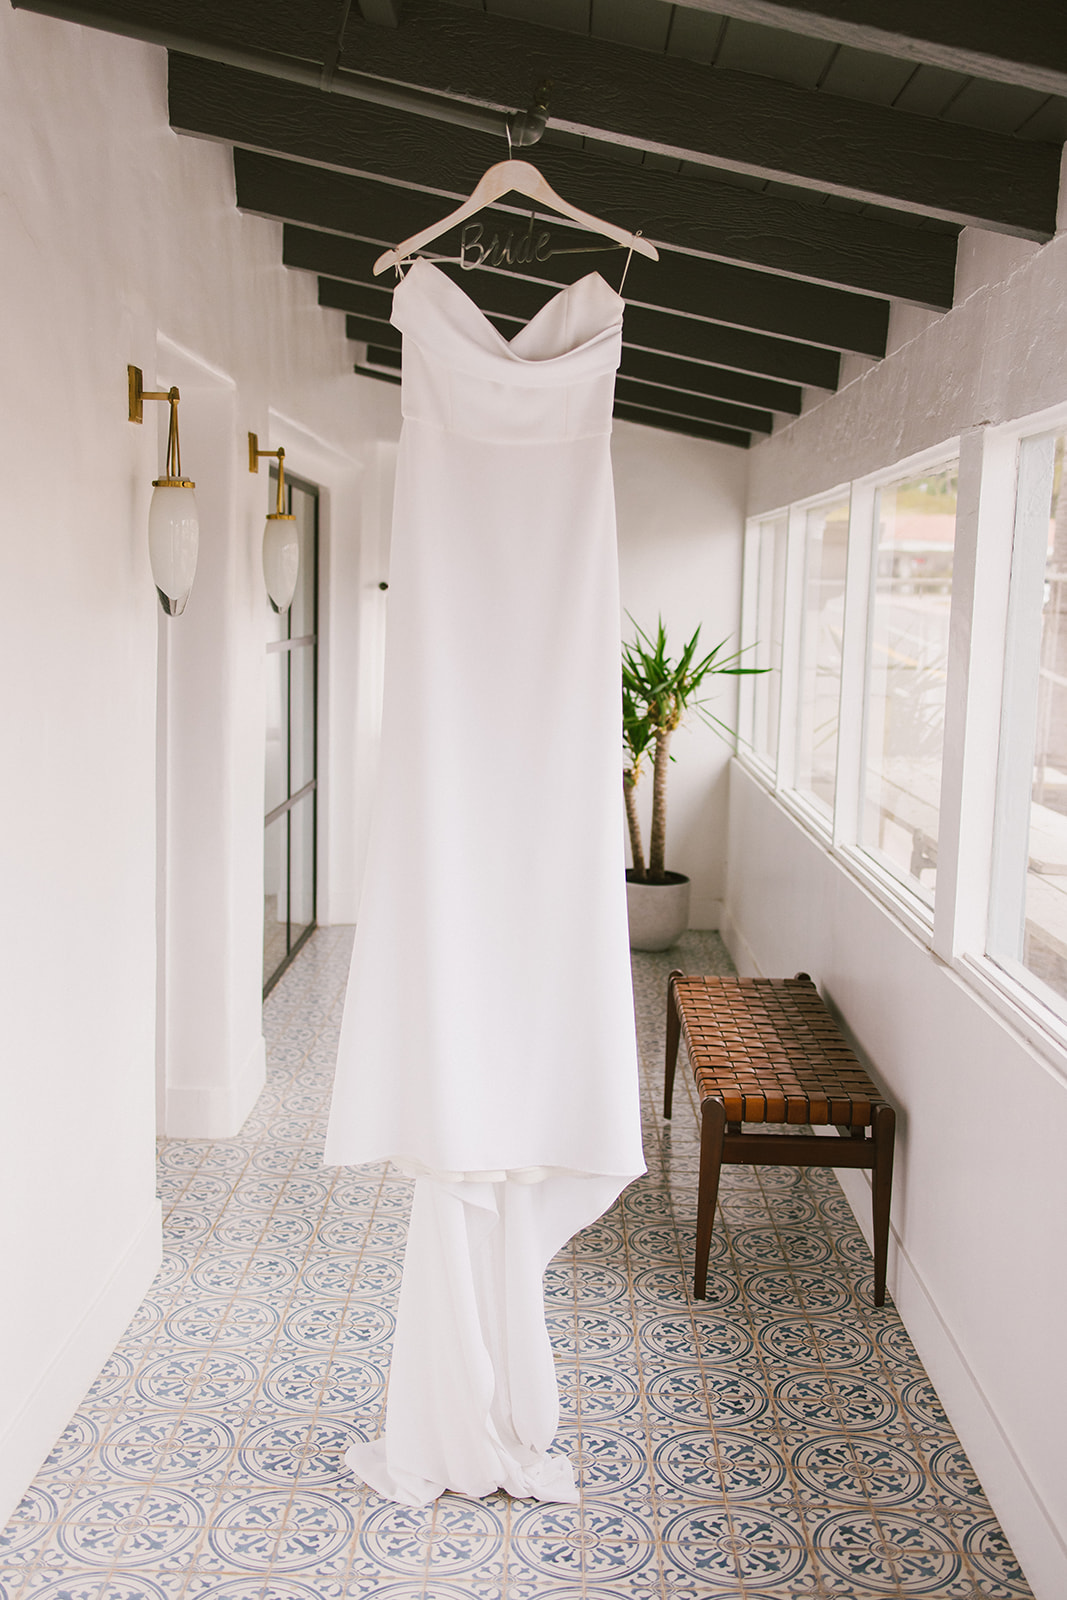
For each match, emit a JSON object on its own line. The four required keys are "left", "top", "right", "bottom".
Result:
{"left": 326, "top": 431, "right": 400, "bottom": 924}
{"left": 614, "top": 421, "right": 748, "bottom": 928}
{"left": 0, "top": 5, "right": 746, "bottom": 1522}
{"left": 0, "top": 7, "right": 393, "bottom": 1523}
{"left": 725, "top": 217, "right": 1067, "bottom": 1597}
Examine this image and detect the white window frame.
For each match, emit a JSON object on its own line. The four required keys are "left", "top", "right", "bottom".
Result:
{"left": 840, "top": 438, "right": 965, "bottom": 929}
{"left": 738, "top": 405, "right": 1067, "bottom": 1081}
{"left": 740, "top": 491, "right": 844, "bottom": 843}
{"left": 738, "top": 506, "right": 789, "bottom": 784}
{"left": 774, "top": 484, "right": 852, "bottom": 843}
{"left": 987, "top": 430, "right": 1059, "bottom": 963}
{"left": 957, "top": 399, "right": 1067, "bottom": 1066}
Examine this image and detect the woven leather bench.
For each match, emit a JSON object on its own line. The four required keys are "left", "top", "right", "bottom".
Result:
{"left": 665, "top": 971, "right": 896, "bottom": 1305}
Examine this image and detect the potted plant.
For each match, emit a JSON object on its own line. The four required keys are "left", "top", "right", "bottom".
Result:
{"left": 622, "top": 616, "right": 761, "bottom": 950}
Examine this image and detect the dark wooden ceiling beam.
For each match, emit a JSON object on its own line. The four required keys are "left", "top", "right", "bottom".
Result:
{"left": 672, "top": 0, "right": 1067, "bottom": 97}
{"left": 168, "top": 52, "right": 956, "bottom": 308}
{"left": 614, "top": 378, "right": 772, "bottom": 435}
{"left": 357, "top": 0, "right": 399, "bottom": 25}
{"left": 347, "top": 311, "right": 803, "bottom": 414}
{"left": 339, "top": 303, "right": 806, "bottom": 415}
{"left": 230, "top": 144, "right": 870, "bottom": 360}
{"left": 612, "top": 404, "right": 750, "bottom": 449}
{"left": 11, "top": 0, "right": 336, "bottom": 59}
{"left": 345, "top": 314, "right": 401, "bottom": 346}
{"left": 209, "top": 110, "right": 889, "bottom": 358}
{"left": 355, "top": 364, "right": 401, "bottom": 385}
{"left": 335, "top": 0, "right": 1061, "bottom": 238}
{"left": 616, "top": 347, "right": 800, "bottom": 414}
{"left": 353, "top": 334, "right": 774, "bottom": 433}
{"left": 10, "top": 0, "right": 511, "bottom": 137}
{"left": 282, "top": 223, "right": 840, "bottom": 389}
{"left": 351, "top": 356, "right": 751, "bottom": 445}
{"left": 16, "top": 0, "right": 1061, "bottom": 236}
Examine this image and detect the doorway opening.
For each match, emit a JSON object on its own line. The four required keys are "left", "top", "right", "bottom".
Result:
{"left": 263, "top": 468, "right": 319, "bottom": 995}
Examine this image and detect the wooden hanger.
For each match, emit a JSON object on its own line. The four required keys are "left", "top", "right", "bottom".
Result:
{"left": 372, "top": 158, "right": 659, "bottom": 276}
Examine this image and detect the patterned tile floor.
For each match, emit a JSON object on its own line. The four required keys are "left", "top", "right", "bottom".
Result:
{"left": 0, "top": 927, "right": 1033, "bottom": 1600}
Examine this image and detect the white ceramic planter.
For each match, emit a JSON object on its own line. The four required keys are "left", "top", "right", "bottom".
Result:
{"left": 626, "top": 870, "right": 691, "bottom": 951}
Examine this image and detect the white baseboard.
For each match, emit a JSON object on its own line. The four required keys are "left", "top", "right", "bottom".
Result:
{"left": 831, "top": 1159, "right": 1067, "bottom": 1600}
{"left": 688, "top": 896, "right": 724, "bottom": 932}
{"left": 716, "top": 913, "right": 1064, "bottom": 1595}
{"left": 0, "top": 1199, "right": 162, "bottom": 1528}
{"left": 719, "top": 903, "right": 765, "bottom": 976}
{"left": 164, "top": 1032, "right": 265, "bottom": 1139}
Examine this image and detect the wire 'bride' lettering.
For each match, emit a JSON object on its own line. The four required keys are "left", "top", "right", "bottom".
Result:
{"left": 460, "top": 221, "right": 552, "bottom": 271}
{"left": 459, "top": 220, "right": 625, "bottom": 273}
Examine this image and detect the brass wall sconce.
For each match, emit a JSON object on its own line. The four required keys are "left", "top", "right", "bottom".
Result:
{"left": 128, "top": 365, "right": 199, "bottom": 617}
{"left": 249, "top": 433, "right": 298, "bottom": 614}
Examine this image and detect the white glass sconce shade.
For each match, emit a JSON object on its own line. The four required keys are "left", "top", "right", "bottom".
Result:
{"left": 128, "top": 369, "right": 198, "bottom": 617}
{"left": 249, "top": 435, "right": 299, "bottom": 612}
{"left": 148, "top": 482, "right": 199, "bottom": 617}
{"left": 263, "top": 513, "right": 299, "bottom": 613}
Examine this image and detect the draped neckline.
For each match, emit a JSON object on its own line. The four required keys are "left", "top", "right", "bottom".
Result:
{"left": 396, "top": 257, "right": 623, "bottom": 367}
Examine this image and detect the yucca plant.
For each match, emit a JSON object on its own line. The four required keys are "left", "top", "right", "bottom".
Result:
{"left": 622, "top": 678, "right": 656, "bottom": 880}
{"left": 623, "top": 616, "right": 762, "bottom": 883}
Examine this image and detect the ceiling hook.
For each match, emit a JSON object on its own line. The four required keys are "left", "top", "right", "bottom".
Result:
{"left": 506, "top": 78, "right": 552, "bottom": 149}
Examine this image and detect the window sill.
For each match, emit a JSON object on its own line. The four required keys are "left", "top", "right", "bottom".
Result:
{"left": 954, "top": 952, "right": 1067, "bottom": 1088}
{"left": 769, "top": 783, "right": 835, "bottom": 849}
{"left": 737, "top": 755, "right": 938, "bottom": 946}
{"left": 735, "top": 756, "right": 1067, "bottom": 1086}
{"left": 832, "top": 844, "right": 936, "bottom": 948}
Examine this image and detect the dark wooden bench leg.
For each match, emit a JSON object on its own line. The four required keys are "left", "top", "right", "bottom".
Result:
{"left": 694, "top": 1096, "right": 726, "bottom": 1299}
{"left": 664, "top": 969, "right": 683, "bottom": 1120}
{"left": 871, "top": 1103, "right": 896, "bottom": 1307}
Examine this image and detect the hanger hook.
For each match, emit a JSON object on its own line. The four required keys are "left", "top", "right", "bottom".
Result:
{"left": 619, "top": 230, "right": 642, "bottom": 296}
{"left": 506, "top": 81, "right": 550, "bottom": 151}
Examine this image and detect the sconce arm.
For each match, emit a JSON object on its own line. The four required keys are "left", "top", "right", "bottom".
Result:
{"left": 249, "top": 432, "right": 291, "bottom": 519}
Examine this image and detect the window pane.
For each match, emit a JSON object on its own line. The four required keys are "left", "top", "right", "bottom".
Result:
{"left": 752, "top": 516, "right": 787, "bottom": 766}
{"left": 794, "top": 495, "right": 850, "bottom": 814}
{"left": 289, "top": 483, "right": 318, "bottom": 640}
{"left": 289, "top": 793, "right": 315, "bottom": 948}
{"left": 262, "top": 472, "right": 318, "bottom": 994}
{"left": 859, "top": 460, "right": 958, "bottom": 901}
{"left": 265, "top": 469, "right": 289, "bottom": 641}
{"left": 991, "top": 431, "right": 1067, "bottom": 1005}
{"left": 290, "top": 643, "right": 316, "bottom": 795}
{"left": 265, "top": 595, "right": 287, "bottom": 643}
{"left": 264, "top": 813, "right": 288, "bottom": 986}
{"left": 265, "top": 649, "right": 289, "bottom": 816}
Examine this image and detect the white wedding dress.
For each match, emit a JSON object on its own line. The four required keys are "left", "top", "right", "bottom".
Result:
{"left": 324, "top": 256, "right": 644, "bottom": 1505}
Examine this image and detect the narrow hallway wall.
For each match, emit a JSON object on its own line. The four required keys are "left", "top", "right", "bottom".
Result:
{"left": 0, "top": 6, "right": 390, "bottom": 1523}
{"left": 614, "top": 422, "right": 747, "bottom": 928}
{"left": 726, "top": 205, "right": 1067, "bottom": 1598}
{"left": 0, "top": 0, "right": 747, "bottom": 1528}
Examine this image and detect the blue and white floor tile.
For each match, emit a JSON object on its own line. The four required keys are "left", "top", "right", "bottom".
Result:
{"left": 0, "top": 927, "right": 1032, "bottom": 1599}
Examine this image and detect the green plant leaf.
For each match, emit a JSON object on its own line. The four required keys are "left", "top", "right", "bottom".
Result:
{"left": 621, "top": 614, "right": 772, "bottom": 870}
